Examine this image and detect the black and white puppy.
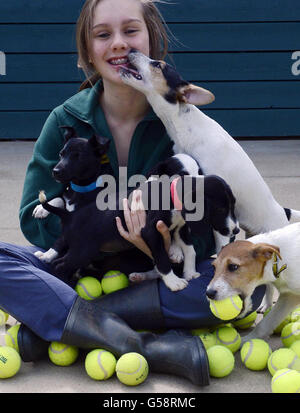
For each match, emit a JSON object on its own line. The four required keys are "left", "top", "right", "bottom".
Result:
{"left": 35, "top": 131, "right": 238, "bottom": 291}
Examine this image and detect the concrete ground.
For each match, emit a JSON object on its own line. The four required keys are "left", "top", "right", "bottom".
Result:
{"left": 0, "top": 139, "right": 299, "bottom": 395}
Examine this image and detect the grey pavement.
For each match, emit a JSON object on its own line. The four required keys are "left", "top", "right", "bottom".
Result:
{"left": 0, "top": 139, "right": 299, "bottom": 394}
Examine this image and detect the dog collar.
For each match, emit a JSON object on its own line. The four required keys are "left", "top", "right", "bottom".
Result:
{"left": 272, "top": 252, "right": 287, "bottom": 279}
{"left": 70, "top": 176, "right": 103, "bottom": 193}
{"left": 170, "top": 177, "right": 183, "bottom": 211}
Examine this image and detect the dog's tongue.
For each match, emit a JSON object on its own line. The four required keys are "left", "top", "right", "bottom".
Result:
{"left": 118, "top": 63, "right": 140, "bottom": 77}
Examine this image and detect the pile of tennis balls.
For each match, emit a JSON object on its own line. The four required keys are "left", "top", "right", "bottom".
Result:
{"left": 74, "top": 270, "right": 129, "bottom": 300}
{"left": 47, "top": 341, "right": 149, "bottom": 386}
{"left": 200, "top": 295, "right": 300, "bottom": 393}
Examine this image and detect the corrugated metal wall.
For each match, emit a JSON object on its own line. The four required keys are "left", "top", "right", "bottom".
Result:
{"left": 0, "top": 0, "right": 300, "bottom": 139}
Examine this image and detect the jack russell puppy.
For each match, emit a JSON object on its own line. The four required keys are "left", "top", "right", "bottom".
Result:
{"left": 206, "top": 222, "right": 300, "bottom": 342}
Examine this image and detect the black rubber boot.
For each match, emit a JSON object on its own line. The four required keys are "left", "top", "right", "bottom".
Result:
{"left": 17, "top": 324, "right": 49, "bottom": 362}
{"left": 61, "top": 296, "right": 210, "bottom": 386}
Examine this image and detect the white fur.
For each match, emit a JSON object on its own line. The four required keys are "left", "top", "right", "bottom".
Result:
{"left": 32, "top": 197, "right": 64, "bottom": 219}
{"left": 121, "top": 52, "right": 300, "bottom": 239}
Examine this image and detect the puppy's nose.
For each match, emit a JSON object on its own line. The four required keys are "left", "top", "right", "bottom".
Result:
{"left": 233, "top": 227, "right": 240, "bottom": 235}
{"left": 206, "top": 288, "right": 217, "bottom": 300}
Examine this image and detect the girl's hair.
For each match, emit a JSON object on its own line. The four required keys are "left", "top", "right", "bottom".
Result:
{"left": 76, "top": 0, "right": 170, "bottom": 90}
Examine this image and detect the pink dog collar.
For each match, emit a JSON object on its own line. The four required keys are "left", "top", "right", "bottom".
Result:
{"left": 170, "top": 177, "right": 183, "bottom": 211}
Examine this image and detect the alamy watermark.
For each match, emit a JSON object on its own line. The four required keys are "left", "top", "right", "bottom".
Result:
{"left": 96, "top": 168, "right": 204, "bottom": 222}
{"left": 0, "top": 51, "right": 6, "bottom": 76}
{"left": 291, "top": 51, "right": 300, "bottom": 76}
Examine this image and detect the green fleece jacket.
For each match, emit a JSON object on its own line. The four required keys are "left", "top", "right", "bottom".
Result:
{"left": 19, "top": 81, "right": 215, "bottom": 261}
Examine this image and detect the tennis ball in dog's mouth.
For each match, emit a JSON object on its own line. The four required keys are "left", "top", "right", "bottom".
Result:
{"left": 75, "top": 276, "right": 102, "bottom": 300}
{"left": 101, "top": 270, "right": 129, "bottom": 294}
{"left": 116, "top": 352, "right": 148, "bottom": 386}
{"left": 209, "top": 295, "right": 243, "bottom": 321}
{"left": 85, "top": 349, "right": 116, "bottom": 380}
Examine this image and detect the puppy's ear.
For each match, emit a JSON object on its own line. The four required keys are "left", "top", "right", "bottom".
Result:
{"left": 177, "top": 84, "right": 215, "bottom": 106}
{"left": 60, "top": 126, "right": 78, "bottom": 141}
{"left": 89, "top": 134, "right": 110, "bottom": 154}
{"left": 252, "top": 243, "right": 281, "bottom": 262}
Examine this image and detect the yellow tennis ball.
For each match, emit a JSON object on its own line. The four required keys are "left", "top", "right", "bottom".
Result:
{"left": 101, "top": 270, "right": 129, "bottom": 295}
{"left": 213, "top": 326, "right": 241, "bottom": 353}
{"left": 116, "top": 352, "right": 148, "bottom": 386}
{"left": 4, "top": 324, "right": 20, "bottom": 352}
{"left": 240, "top": 339, "right": 272, "bottom": 370}
{"left": 290, "top": 341, "right": 300, "bottom": 358}
{"left": 206, "top": 345, "right": 235, "bottom": 378}
{"left": 268, "top": 348, "right": 300, "bottom": 376}
{"left": 271, "top": 368, "right": 300, "bottom": 393}
{"left": 75, "top": 276, "right": 102, "bottom": 300}
{"left": 281, "top": 322, "right": 300, "bottom": 347}
{"left": 0, "top": 346, "right": 21, "bottom": 378}
{"left": 0, "top": 310, "right": 9, "bottom": 327}
{"left": 85, "top": 349, "right": 116, "bottom": 381}
{"left": 233, "top": 311, "right": 257, "bottom": 330}
{"left": 196, "top": 332, "right": 217, "bottom": 350}
{"left": 273, "top": 314, "right": 291, "bottom": 334}
{"left": 291, "top": 307, "right": 300, "bottom": 323}
{"left": 209, "top": 295, "right": 243, "bottom": 321}
{"left": 48, "top": 341, "right": 79, "bottom": 366}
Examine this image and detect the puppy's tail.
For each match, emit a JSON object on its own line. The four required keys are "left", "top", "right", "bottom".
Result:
{"left": 285, "top": 208, "right": 300, "bottom": 223}
{"left": 39, "top": 190, "right": 68, "bottom": 219}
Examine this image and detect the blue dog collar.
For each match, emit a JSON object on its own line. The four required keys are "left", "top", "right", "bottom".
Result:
{"left": 70, "top": 176, "right": 103, "bottom": 193}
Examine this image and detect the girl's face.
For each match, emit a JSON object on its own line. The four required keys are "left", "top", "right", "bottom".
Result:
{"left": 90, "top": 0, "right": 150, "bottom": 87}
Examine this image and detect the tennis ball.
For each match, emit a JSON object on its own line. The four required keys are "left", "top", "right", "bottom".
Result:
{"left": 116, "top": 352, "right": 148, "bottom": 386}
{"left": 0, "top": 346, "right": 21, "bottom": 378}
{"left": 274, "top": 314, "right": 291, "bottom": 334}
{"left": 197, "top": 332, "right": 217, "bottom": 350}
{"left": 281, "top": 322, "right": 300, "bottom": 347}
{"left": 48, "top": 341, "right": 79, "bottom": 366}
{"left": 240, "top": 339, "right": 272, "bottom": 370}
{"left": 191, "top": 327, "right": 210, "bottom": 335}
{"left": 209, "top": 295, "right": 243, "bottom": 321}
{"left": 290, "top": 307, "right": 300, "bottom": 323}
{"left": 268, "top": 348, "right": 300, "bottom": 376}
{"left": 0, "top": 310, "right": 9, "bottom": 327}
{"left": 213, "top": 326, "right": 241, "bottom": 353}
{"left": 271, "top": 368, "right": 300, "bottom": 393}
{"left": 233, "top": 311, "right": 257, "bottom": 330}
{"left": 206, "top": 345, "right": 235, "bottom": 378}
{"left": 4, "top": 324, "right": 20, "bottom": 352}
{"left": 101, "top": 270, "right": 129, "bottom": 295}
{"left": 290, "top": 341, "right": 300, "bottom": 358}
{"left": 75, "top": 276, "right": 102, "bottom": 300}
{"left": 85, "top": 349, "right": 116, "bottom": 381}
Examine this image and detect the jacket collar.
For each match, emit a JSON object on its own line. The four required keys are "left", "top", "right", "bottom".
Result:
{"left": 63, "top": 79, "right": 159, "bottom": 125}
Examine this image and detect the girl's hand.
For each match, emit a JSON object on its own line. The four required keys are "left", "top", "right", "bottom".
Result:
{"left": 115, "top": 189, "right": 171, "bottom": 259}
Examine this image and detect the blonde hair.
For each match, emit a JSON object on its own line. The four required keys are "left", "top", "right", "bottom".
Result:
{"left": 76, "top": 0, "right": 170, "bottom": 90}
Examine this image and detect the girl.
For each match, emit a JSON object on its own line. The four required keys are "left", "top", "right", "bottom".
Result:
{"left": 0, "top": 0, "right": 265, "bottom": 386}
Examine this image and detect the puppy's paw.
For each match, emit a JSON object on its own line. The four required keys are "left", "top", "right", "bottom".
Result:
{"left": 163, "top": 273, "right": 188, "bottom": 291}
{"left": 129, "top": 272, "right": 147, "bottom": 283}
{"left": 34, "top": 250, "right": 44, "bottom": 258}
{"left": 35, "top": 248, "right": 58, "bottom": 263}
{"left": 184, "top": 271, "right": 201, "bottom": 281}
{"left": 168, "top": 244, "right": 184, "bottom": 264}
{"left": 32, "top": 204, "right": 50, "bottom": 219}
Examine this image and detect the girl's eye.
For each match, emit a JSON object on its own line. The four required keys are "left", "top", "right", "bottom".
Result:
{"left": 126, "top": 29, "right": 138, "bottom": 35}
{"left": 97, "top": 32, "right": 110, "bottom": 39}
